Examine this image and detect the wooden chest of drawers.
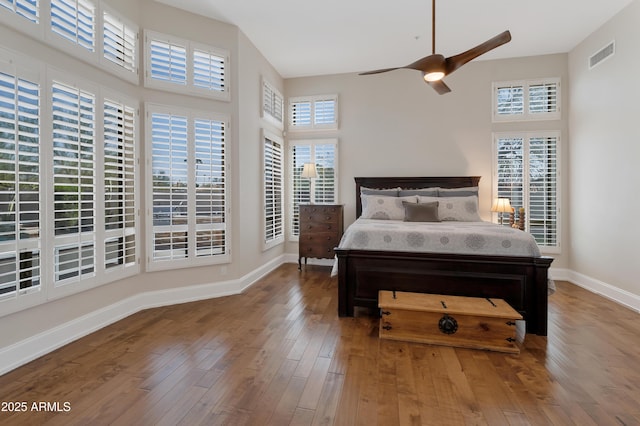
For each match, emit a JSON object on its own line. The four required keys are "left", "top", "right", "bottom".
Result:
{"left": 298, "top": 204, "right": 344, "bottom": 269}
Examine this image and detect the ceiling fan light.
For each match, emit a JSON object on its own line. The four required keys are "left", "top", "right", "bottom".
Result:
{"left": 423, "top": 71, "right": 445, "bottom": 82}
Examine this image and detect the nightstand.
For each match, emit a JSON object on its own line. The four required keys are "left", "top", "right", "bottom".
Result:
{"left": 298, "top": 204, "right": 344, "bottom": 270}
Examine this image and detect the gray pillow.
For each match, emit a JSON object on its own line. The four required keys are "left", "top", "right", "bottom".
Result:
{"left": 403, "top": 201, "right": 440, "bottom": 222}
{"left": 398, "top": 188, "right": 439, "bottom": 197}
{"left": 360, "top": 186, "right": 399, "bottom": 196}
{"left": 438, "top": 186, "right": 479, "bottom": 197}
{"left": 419, "top": 195, "right": 482, "bottom": 221}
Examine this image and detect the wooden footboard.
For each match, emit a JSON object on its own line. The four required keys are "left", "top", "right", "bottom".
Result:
{"left": 335, "top": 248, "right": 553, "bottom": 336}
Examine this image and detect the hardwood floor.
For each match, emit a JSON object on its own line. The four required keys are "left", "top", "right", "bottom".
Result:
{"left": 1, "top": 263, "right": 639, "bottom": 425}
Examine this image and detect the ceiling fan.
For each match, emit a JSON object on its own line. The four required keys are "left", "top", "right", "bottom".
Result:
{"left": 359, "top": 0, "right": 512, "bottom": 94}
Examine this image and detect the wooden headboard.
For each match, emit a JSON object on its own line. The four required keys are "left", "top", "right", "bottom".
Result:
{"left": 355, "top": 176, "right": 481, "bottom": 218}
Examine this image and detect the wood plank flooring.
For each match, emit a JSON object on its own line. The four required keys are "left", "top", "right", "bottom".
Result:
{"left": 1, "top": 263, "right": 639, "bottom": 425}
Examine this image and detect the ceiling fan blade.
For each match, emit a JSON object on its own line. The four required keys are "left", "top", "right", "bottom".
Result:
{"left": 445, "top": 30, "right": 511, "bottom": 75}
{"left": 428, "top": 80, "right": 451, "bottom": 95}
{"left": 359, "top": 67, "right": 401, "bottom": 75}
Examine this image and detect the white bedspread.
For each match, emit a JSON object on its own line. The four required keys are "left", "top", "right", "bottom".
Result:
{"left": 338, "top": 218, "right": 541, "bottom": 256}
{"left": 331, "top": 218, "right": 541, "bottom": 276}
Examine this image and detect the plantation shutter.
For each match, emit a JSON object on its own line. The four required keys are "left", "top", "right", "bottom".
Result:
{"left": 313, "top": 143, "right": 336, "bottom": 204}
{"left": 290, "top": 100, "right": 312, "bottom": 127}
{"left": 0, "top": 0, "right": 39, "bottom": 23}
{"left": 290, "top": 144, "right": 311, "bottom": 236}
{"left": 103, "top": 99, "right": 136, "bottom": 271}
{"left": 495, "top": 134, "right": 559, "bottom": 248}
{"left": 314, "top": 98, "right": 336, "bottom": 125}
{"left": 193, "top": 48, "right": 226, "bottom": 93}
{"left": 149, "top": 38, "right": 187, "bottom": 85}
{"left": 52, "top": 81, "right": 96, "bottom": 284}
{"left": 263, "top": 80, "right": 283, "bottom": 124}
{"left": 495, "top": 136, "right": 524, "bottom": 212}
{"left": 103, "top": 9, "right": 137, "bottom": 73}
{"left": 528, "top": 135, "right": 558, "bottom": 246}
{"left": 150, "top": 112, "right": 188, "bottom": 261}
{"left": 193, "top": 117, "right": 226, "bottom": 257}
{"left": 51, "top": 0, "right": 95, "bottom": 52}
{"left": 529, "top": 82, "right": 558, "bottom": 115}
{"left": 0, "top": 70, "right": 41, "bottom": 299}
{"left": 264, "top": 135, "right": 283, "bottom": 245}
{"left": 496, "top": 84, "right": 524, "bottom": 117}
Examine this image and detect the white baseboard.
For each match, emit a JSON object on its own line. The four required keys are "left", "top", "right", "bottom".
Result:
{"left": 565, "top": 270, "right": 640, "bottom": 313}
{"left": 0, "top": 255, "right": 286, "bottom": 376}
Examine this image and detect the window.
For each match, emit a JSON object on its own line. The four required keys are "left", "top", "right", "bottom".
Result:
{"left": 144, "top": 30, "right": 230, "bottom": 101}
{"left": 51, "top": 81, "right": 96, "bottom": 285}
{"left": 51, "top": 0, "right": 95, "bottom": 52}
{"left": 0, "top": 0, "right": 39, "bottom": 23}
{"left": 0, "top": 45, "right": 141, "bottom": 316}
{"left": 288, "top": 139, "right": 338, "bottom": 238}
{"left": 262, "top": 78, "right": 283, "bottom": 129}
{"left": 494, "top": 132, "right": 559, "bottom": 250}
{"left": 102, "top": 6, "right": 138, "bottom": 77}
{"left": 103, "top": 97, "right": 137, "bottom": 274}
{"left": 289, "top": 95, "right": 338, "bottom": 131}
{"left": 263, "top": 130, "right": 283, "bottom": 249}
{"left": 493, "top": 78, "right": 560, "bottom": 122}
{"left": 0, "top": 63, "right": 41, "bottom": 305}
{"left": 146, "top": 103, "right": 229, "bottom": 270}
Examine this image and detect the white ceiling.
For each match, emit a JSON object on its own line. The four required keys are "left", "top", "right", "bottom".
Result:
{"left": 156, "top": 0, "right": 633, "bottom": 78}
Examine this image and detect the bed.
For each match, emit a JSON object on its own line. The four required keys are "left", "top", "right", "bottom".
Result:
{"left": 334, "top": 176, "right": 553, "bottom": 336}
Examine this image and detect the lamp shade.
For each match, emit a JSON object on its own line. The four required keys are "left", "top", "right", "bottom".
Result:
{"left": 301, "top": 163, "right": 317, "bottom": 179}
{"left": 491, "top": 198, "right": 512, "bottom": 213}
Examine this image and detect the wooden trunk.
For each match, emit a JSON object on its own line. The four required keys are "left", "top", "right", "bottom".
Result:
{"left": 378, "top": 291, "right": 523, "bottom": 354}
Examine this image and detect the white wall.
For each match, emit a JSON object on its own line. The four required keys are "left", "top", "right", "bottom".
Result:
{"left": 568, "top": 0, "right": 640, "bottom": 300}
{"left": 285, "top": 54, "right": 569, "bottom": 267}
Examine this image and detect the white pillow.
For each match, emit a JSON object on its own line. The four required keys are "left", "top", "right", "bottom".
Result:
{"left": 361, "top": 195, "right": 417, "bottom": 220}
{"left": 419, "top": 195, "right": 481, "bottom": 221}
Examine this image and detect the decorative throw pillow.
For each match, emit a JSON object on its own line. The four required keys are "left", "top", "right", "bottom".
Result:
{"left": 437, "top": 186, "right": 479, "bottom": 197}
{"left": 419, "top": 195, "right": 481, "bottom": 221}
{"left": 403, "top": 201, "right": 440, "bottom": 222}
{"left": 361, "top": 195, "right": 418, "bottom": 220}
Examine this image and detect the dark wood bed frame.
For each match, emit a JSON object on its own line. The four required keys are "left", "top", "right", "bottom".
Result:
{"left": 334, "top": 176, "right": 553, "bottom": 336}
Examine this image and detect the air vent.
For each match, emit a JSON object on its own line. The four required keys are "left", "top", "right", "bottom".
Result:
{"left": 589, "top": 41, "right": 615, "bottom": 69}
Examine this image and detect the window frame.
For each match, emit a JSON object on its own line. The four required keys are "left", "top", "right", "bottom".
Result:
{"left": 262, "top": 129, "right": 284, "bottom": 250}
{"left": 287, "top": 139, "right": 339, "bottom": 241}
{"left": 145, "top": 102, "right": 231, "bottom": 272}
{"left": 492, "top": 78, "right": 560, "bottom": 122}
{"left": 288, "top": 94, "right": 338, "bottom": 131}
{"left": 492, "top": 131, "right": 561, "bottom": 253}
{"left": 144, "top": 30, "right": 230, "bottom": 102}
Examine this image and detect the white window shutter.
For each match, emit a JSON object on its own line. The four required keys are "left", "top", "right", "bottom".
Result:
{"left": 313, "top": 143, "right": 336, "bottom": 204}
{"left": 528, "top": 135, "right": 558, "bottom": 246}
{"left": 193, "top": 49, "right": 226, "bottom": 93}
{"left": 51, "top": 0, "right": 96, "bottom": 52}
{"left": 149, "top": 39, "right": 187, "bottom": 85}
{"left": 495, "top": 133, "right": 559, "bottom": 249}
{"left": 103, "top": 10, "right": 137, "bottom": 73}
{"left": 103, "top": 99, "right": 137, "bottom": 271}
{"left": 264, "top": 134, "right": 284, "bottom": 246}
{"left": 529, "top": 82, "right": 558, "bottom": 115}
{"left": 0, "top": 0, "right": 39, "bottom": 23}
{"left": 150, "top": 112, "right": 188, "bottom": 262}
{"left": 52, "top": 81, "right": 96, "bottom": 283}
{"left": 0, "top": 70, "right": 41, "bottom": 298}
{"left": 193, "top": 117, "right": 226, "bottom": 257}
